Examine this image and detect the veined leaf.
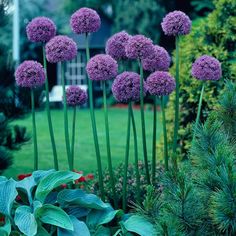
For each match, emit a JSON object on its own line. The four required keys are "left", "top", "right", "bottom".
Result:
{"left": 14, "top": 205, "right": 37, "bottom": 236}
{"left": 35, "top": 171, "right": 81, "bottom": 203}
{"left": 35, "top": 204, "right": 73, "bottom": 231}
{"left": 57, "top": 189, "right": 108, "bottom": 210}
{"left": 122, "top": 215, "right": 156, "bottom": 236}
{"left": 0, "top": 179, "right": 17, "bottom": 216}
{"left": 58, "top": 215, "right": 90, "bottom": 236}
{"left": 0, "top": 217, "right": 11, "bottom": 236}
{"left": 32, "top": 169, "right": 56, "bottom": 184}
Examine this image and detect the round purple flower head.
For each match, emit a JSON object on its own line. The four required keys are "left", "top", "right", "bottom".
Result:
{"left": 86, "top": 54, "right": 118, "bottom": 81}
{"left": 161, "top": 11, "right": 191, "bottom": 36}
{"left": 15, "top": 60, "right": 45, "bottom": 88}
{"left": 125, "top": 35, "right": 154, "bottom": 60}
{"left": 146, "top": 71, "right": 176, "bottom": 96}
{"left": 191, "top": 55, "right": 222, "bottom": 81}
{"left": 105, "top": 31, "right": 131, "bottom": 60}
{"left": 112, "top": 71, "right": 147, "bottom": 103}
{"left": 45, "top": 35, "right": 77, "bottom": 63}
{"left": 26, "top": 17, "right": 56, "bottom": 43}
{"left": 142, "top": 45, "right": 171, "bottom": 72}
{"left": 66, "top": 86, "right": 88, "bottom": 106}
{"left": 70, "top": 7, "right": 101, "bottom": 34}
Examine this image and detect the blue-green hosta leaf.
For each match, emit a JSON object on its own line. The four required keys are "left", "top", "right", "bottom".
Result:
{"left": 58, "top": 215, "right": 90, "bottom": 236}
{"left": 35, "top": 225, "right": 50, "bottom": 236}
{"left": 87, "top": 205, "right": 121, "bottom": 229}
{"left": 16, "top": 175, "right": 36, "bottom": 202}
{"left": 0, "top": 176, "right": 7, "bottom": 182}
{"left": 35, "top": 204, "right": 73, "bottom": 231}
{"left": 57, "top": 189, "right": 108, "bottom": 210}
{"left": 122, "top": 215, "right": 157, "bottom": 236}
{"left": 32, "top": 169, "right": 56, "bottom": 184}
{"left": 64, "top": 207, "right": 91, "bottom": 218}
{"left": 0, "top": 217, "right": 11, "bottom": 236}
{"left": 14, "top": 205, "right": 37, "bottom": 236}
{"left": 93, "top": 226, "right": 111, "bottom": 236}
{"left": 0, "top": 179, "right": 17, "bottom": 216}
{"left": 35, "top": 171, "right": 81, "bottom": 203}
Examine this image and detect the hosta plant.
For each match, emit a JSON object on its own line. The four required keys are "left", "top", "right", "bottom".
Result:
{"left": 0, "top": 170, "right": 156, "bottom": 236}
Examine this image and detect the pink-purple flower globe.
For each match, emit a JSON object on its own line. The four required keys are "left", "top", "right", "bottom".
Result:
{"left": 125, "top": 35, "right": 154, "bottom": 60}
{"left": 112, "top": 71, "right": 147, "bottom": 103}
{"left": 161, "top": 11, "right": 191, "bottom": 36}
{"left": 15, "top": 60, "right": 45, "bottom": 88}
{"left": 66, "top": 86, "right": 88, "bottom": 106}
{"left": 146, "top": 71, "right": 176, "bottom": 96}
{"left": 26, "top": 17, "right": 56, "bottom": 43}
{"left": 45, "top": 35, "right": 77, "bottom": 63}
{"left": 86, "top": 54, "right": 118, "bottom": 81}
{"left": 70, "top": 7, "right": 101, "bottom": 34}
{"left": 105, "top": 31, "right": 131, "bottom": 60}
{"left": 142, "top": 45, "right": 171, "bottom": 72}
{"left": 191, "top": 55, "right": 222, "bottom": 81}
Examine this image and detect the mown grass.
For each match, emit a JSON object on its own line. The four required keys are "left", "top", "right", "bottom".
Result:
{"left": 5, "top": 108, "right": 161, "bottom": 178}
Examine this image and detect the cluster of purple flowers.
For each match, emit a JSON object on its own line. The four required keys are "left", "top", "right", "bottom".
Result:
{"left": 66, "top": 86, "right": 88, "bottom": 106}
{"left": 15, "top": 60, "right": 45, "bottom": 88}
{"left": 112, "top": 72, "right": 146, "bottom": 103}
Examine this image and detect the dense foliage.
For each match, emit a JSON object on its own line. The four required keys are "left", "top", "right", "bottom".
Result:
{"left": 161, "top": 0, "right": 236, "bottom": 159}
{"left": 136, "top": 80, "right": 236, "bottom": 235}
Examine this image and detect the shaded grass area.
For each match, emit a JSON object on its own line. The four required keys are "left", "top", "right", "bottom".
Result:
{"left": 5, "top": 108, "right": 161, "bottom": 178}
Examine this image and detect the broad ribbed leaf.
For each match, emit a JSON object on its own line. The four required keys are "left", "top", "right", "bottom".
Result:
{"left": 0, "top": 217, "right": 11, "bottom": 236}
{"left": 35, "top": 225, "right": 50, "bottom": 236}
{"left": 94, "top": 226, "right": 111, "bottom": 236}
{"left": 35, "top": 171, "right": 81, "bottom": 202}
{"left": 122, "top": 215, "right": 156, "bottom": 236}
{"left": 0, "top": 176, "right": 7, "bottom": 182}
{"left": 16, "top": 175, "right": 36, "bottom": 201}
{"left": 58, "top": 215, "right": 90, "bottom": 236}
{"left": 14, "top": 205, "right": 37, "bottom": 236}
{"left": 87, "top": 206, "right": 121, "bottom": 228}
{"left": 36, "top": 204, "right": 73, "bottom": 230}
{"left": 64, "top": 207, "right": 90, "bottom": 218}
{"left": 32, "top": 169, "right": 56, "bottom": 183}
{"left": 0, "top": 179, "right": 17, "bottom": 216}
{"left": 57, "top": 189, "right": 108, "bottom": 210}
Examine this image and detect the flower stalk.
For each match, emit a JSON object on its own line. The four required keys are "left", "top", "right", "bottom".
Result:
{"left": 152, "top": 96, "right": 157, "bottom": 183}
{"left": 42, "top": 45, "right": 58, "bottom": 170}
{"left": 61, "top": 62, "right": 72, "bottom": 170}
{"left": 85, "top": 33, "right": 105, "bottom": 200}
{"left": 71, "top": 106, "right": 76, "bottom": 169}
{"left": 31, "top": 89, "right": 38, "bottom": 170}
{"left": 122, "top": 102, "right": 131, "bottom": 211}
{"left": 102, "top": 81, "right": 117, "bottom": 208}
{"left": 138, "top": 59, "right": 150, "bottom": 185}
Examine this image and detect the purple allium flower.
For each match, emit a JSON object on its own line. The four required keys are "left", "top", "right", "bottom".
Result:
{"left": 45, "top": 35, "right": 77, "bottom": 63}
{"left": 15, "top": 60, "right": 45, "bottom": 88}
{"left": 125, "top": 35, "right": 154, "bottom": 60}
{"left": 70, "top": 7, "right": 101, "bottom": 34}
{"left": 66, "top": 86, "right": 87, "bottom": 106}
{"left": 105, "top": 31, "right": 131, "bottom": 60}
{"left": 112, "top": 71, "right": 147, "bottom": 103}
{"left": 26, "top": 17, "right": 56, "bottom": 43}
{"left": 161, "top": 11, "right": 191, "bottom": 36}
{"left": 86, "top": 54, "right": 118, "bottom": 81}
{"left": 146, "top": 71, "right": 176, "bottom": 96}
{"left": 142, "top": 45, "right": 171, "bottom": 72}
{"left": 191, "top": 55, "right": 222, "bottom": 81}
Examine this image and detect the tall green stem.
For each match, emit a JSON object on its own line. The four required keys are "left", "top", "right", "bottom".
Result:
{"left": 102, "top": 81, "right": 117, "bottom": 208}
{"left": 161, "top": 97, "right": 168, "bottom": 170}
{"left": 122, "top": 102, "right": 131, "bottom": 211}
{"left": 138, "top": 59, "right": 150, "bottom": 185}
{"left": 85, "top": 33, "right": 104, "bottom": 200}
{"left": 31, "top": 89, "right": 38, "bottom": 170}
{"left": 42, "top": 46, "right": 58, "bottom": 170}
{"left": 71, "top": 106, "right": 76, "bottom": 169}
{"left": 61, "top": 62, "right": 72, "bottom": 170}
{"left": 173, "top": 36, "right": 180, "bottom": 168}
{"left": 152, "top": 96, "right": 157, "bottom": 183}
{"left": 194, "top": 83, "right": 205, "bottom": 138}
{"left": 130, "top": 104, "right": 141, "bottom": 203}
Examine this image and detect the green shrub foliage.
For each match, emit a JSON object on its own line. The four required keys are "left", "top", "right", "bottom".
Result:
{"left": 136, "top": 81, "right": 236, "bottom": 235}
{"left": 162, "top": 0, "right": 236, "bottom": 159}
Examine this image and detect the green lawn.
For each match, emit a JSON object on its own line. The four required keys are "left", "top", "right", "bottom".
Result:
{"left": 5, "top": 108, "right": 161, "bottom": 178}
